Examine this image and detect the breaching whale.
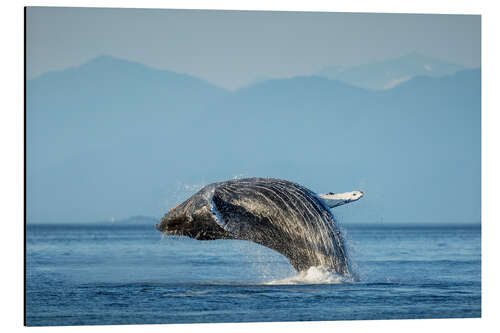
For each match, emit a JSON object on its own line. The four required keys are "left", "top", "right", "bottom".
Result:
{"left": 156, "top": 178, "right": 363, "bottom": 276}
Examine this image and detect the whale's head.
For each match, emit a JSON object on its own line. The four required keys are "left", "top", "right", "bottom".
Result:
{"left": 155, "top": 184, "right": 233, "bottom": 240}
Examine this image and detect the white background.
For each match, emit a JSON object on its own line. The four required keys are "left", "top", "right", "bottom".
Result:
{"left": 1, "top": 0, "right": 498, "bottom": 332}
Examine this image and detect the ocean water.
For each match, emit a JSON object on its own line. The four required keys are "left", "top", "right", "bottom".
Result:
{"left": 25, "top": 223, "right": 481, "bottom": 326}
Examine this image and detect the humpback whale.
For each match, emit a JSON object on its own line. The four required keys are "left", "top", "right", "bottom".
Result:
{"left": 156, "top": 178, "right": 363, "bottom": 276}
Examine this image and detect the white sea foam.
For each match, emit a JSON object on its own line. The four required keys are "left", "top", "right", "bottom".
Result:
{"left": 265, "top": 266, "right": 353, "bottom": 285}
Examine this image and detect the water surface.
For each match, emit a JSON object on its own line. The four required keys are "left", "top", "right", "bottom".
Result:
{"left": 26, "top": 223, "right": 481, "bottom": 326}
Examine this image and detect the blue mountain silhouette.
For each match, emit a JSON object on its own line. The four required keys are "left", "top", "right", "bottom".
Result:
{"left": 26, "top": 56, "right": 480, "bottom": 225}
{"left": 318, "top": 52, "right": 467, "bottom": 90}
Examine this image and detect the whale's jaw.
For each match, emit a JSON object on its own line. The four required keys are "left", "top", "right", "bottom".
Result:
{"left": 156, "top": 195, "right": 235, "bottom": 241}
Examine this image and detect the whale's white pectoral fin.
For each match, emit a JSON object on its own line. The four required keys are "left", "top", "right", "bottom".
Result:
{"left": 319, "top": 191, "right": 364, "bottom": 208}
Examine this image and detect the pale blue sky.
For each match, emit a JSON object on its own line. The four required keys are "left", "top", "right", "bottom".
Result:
{"left": 26, "top": 7, "right": 480, "bottom": 89}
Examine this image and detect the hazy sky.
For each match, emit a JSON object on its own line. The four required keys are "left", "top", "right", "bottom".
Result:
{"left": 26, "top": 7, "right": 480, "bottom": 89}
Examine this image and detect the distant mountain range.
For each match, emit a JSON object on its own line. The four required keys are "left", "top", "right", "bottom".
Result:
{"left": 317, "top": 52, "right": 468, "bottom": 90}
{"left": 26, "top": 55, "right": 480, "bottom": 225}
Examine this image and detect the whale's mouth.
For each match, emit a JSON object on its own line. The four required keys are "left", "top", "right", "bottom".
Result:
{"left": 156, "top": 218, "right": 190, "bottom": 237}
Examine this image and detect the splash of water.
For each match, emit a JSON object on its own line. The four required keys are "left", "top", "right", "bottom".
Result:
{"left": 265, "top": 266, "right": 353, "bottom": 285}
